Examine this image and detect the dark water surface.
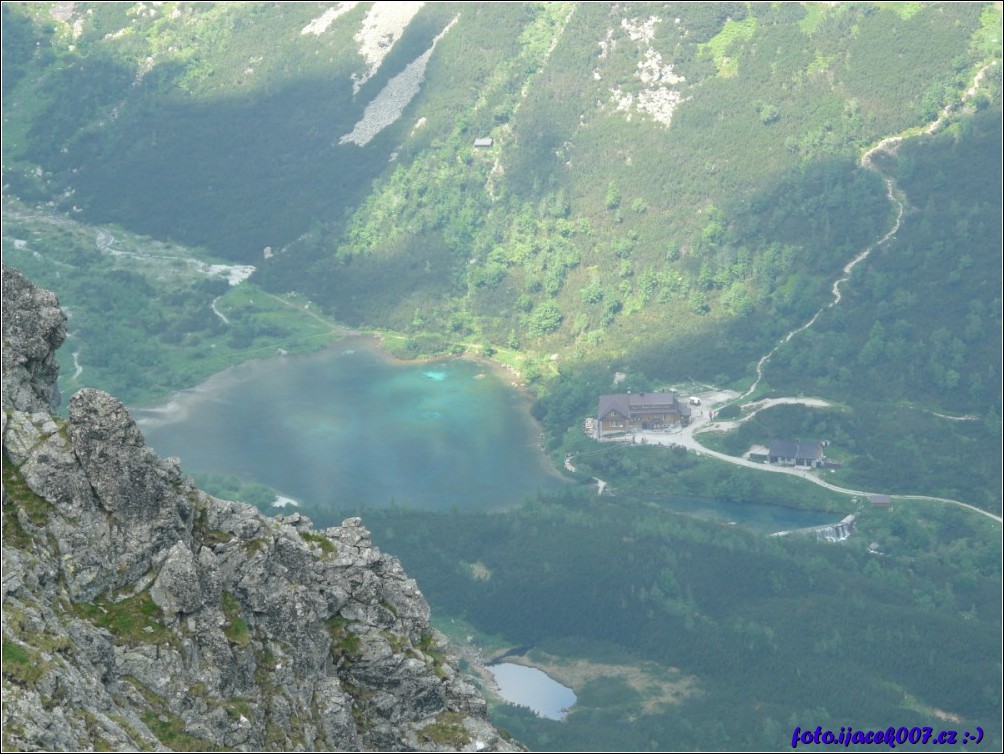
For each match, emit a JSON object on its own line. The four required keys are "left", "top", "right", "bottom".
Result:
{"left": 649, "top": 494, "right": 840, "bottom": 534}
{"left": 135, "top": 338, "right": 567, "bottom": 525}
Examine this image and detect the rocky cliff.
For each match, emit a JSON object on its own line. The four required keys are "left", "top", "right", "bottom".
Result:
{"left": 1, "top": 265, "right": 518, "bottom": 752}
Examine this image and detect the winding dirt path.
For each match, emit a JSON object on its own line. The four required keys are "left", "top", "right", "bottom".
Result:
{"left": 210, "top": 296, "right": 230, "bottom": 325}
{"left": 589, "top": 63, "right": 1002, "bottom": 523}
{"left": 739, "top": 62, "right": 996, "bottom": 404}
{"left": 261, "top": 292, "right": 359, "bottom": 337}
{"left": 741, "top": 171, "right": 904, "bottom": 403}
{"left": 616, "top": 422, "right": 1003, "bottom": 524}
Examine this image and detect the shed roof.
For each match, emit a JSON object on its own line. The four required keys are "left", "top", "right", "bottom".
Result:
{"left": 769, "top": 439, "right": 823, "bottom": 460}
{"left": 795, "top": 441, "right": 824, "bottom": 461}
{"left": 769, "top": 439, "right": 798, "bottom": 458}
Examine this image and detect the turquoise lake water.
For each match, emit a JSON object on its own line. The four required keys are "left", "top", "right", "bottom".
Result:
{"left": 134, "top": 338, "right": 840, "bottom": 533}
{"left": 135, "top": 338, "right": 567, "bottom": 524}
{"left": 649, "top": 494, "right": 839, "bottom": 534}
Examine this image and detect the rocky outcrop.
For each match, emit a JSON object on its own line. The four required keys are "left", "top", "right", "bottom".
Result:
{"left": 1, "top": 266, "right": 65, "bottom": 414}
{"left": 1, "top": 265, "right": 518, "bottom": 752}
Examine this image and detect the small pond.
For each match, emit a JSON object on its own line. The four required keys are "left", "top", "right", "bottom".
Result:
{"left": 647, "top": 494, "right": 840, "bottom": 534}
{"left": 487, "top": 662, "right": 576, "bottom": 721}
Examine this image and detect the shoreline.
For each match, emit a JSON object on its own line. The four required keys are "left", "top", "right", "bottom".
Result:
{"left": 367, "top": 329, "right": 532, "bottom": 391}
{"left": 128, "top": 331, "right": 572, "bottom": 498}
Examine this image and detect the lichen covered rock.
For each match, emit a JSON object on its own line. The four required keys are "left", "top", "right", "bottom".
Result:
{"left": 1, "top": 265, "right": 519, "bottom": 752}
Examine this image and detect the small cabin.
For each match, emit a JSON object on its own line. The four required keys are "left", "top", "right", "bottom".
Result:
{"left": 473, "top": 137, "right": 494, "bottom": 148}
{"left": 768, "top": 439, "right": 825, "bottom": 467}
{"left": 869, "top": 494, "right": 892, "bottom": 508}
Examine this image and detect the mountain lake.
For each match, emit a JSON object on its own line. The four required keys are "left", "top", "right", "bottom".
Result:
{"left": 134, "top": 336, "right": 842, "bottom": 533}
{"left": 487, "top": 663, "right": 576, "bottom": 720}
{"left": 134, "top": 337, "right": 567, "bottom": 525}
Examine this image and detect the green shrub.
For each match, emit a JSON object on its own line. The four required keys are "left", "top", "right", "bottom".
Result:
{"left": 74, "top": 592, "right": 171, "bottom": 644}
{"left": 221, "top": 592, "right": 251, "bottom": 646}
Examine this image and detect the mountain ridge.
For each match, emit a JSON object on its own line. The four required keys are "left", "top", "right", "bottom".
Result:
{"left": 1, "top": 264, "right": 519, "bottom": 752}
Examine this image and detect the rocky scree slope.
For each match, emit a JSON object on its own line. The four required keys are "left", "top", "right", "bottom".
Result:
{"left": 1, "top": 264, "right": 518, "bottom": 752}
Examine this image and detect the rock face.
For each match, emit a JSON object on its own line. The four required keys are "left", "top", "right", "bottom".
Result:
{"left": 1, "top": 265, "right": 518, "bottom": 752}
{"left": 1, "top": 266, "right": 65, "bottom": 414}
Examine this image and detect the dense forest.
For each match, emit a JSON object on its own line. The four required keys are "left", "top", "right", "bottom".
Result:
{"left": 2, "top": 2, "right": 1001, "bottom": 751}
{"left": 354, "top": 490, "right": 1001, "bottom": 751}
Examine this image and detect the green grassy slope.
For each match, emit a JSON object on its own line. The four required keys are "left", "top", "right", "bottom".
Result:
{"left": 3, "top": 4, "right": 1001, "bottom": 751}
{"left": 3, "top": 0, "right": 999, "bottom": 498}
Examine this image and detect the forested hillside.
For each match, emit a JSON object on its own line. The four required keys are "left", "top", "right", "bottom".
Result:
{"left": 4, "top": 2, "right": 999, "bottom": 506}
{"left": 359, "top": 492, "right": 1001, "bottom": 751}
{"left": 2, "top": 3, "right": 1001, "bottom": 750}
{"left": 3, "top": 3, "right": 996, "bottom": 368}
